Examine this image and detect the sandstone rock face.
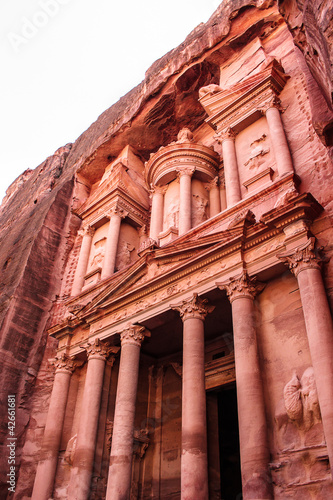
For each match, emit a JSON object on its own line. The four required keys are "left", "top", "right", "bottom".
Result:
{"left": 0, "top": 1, "right": 333, "bottom": 499}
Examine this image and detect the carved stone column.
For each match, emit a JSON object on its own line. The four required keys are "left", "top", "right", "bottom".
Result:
{"left": 177, "top": 168, "right": 195, "bottom": 235}
{"left": 149, "top": 186, "right": 166, "bottom": 242}
{"left": 171, "top": 293, "right": 214, "bottom": 500}
{"left": 102, "top": 208, "right": 126, "bottom": 280}
{"left": 31, "top": 354, "right": 76, "bottom": 500}
{"left": 219, "top": 128, "right": 241, "bottom": 207}
{"left": 219, "top": 171, "right": 227, "bottom": 211}
{"left": 68, "top": 340, "right": 119, "bottom": 500}
{"left": 205, "top": 176, "right": 221, "bottom": 217}
{"left": 264, "top": 97, "right": 294, "bottom": 177}
{"left": 72, "top": 226, "right": 95, "bottom": 296}
{"left": 106, "top": 325, "right": 148, "bottom": 500}
{"left": 218, "top": 271, "right": 273, "bottom": 499}
{"left": 278, "top": 238, "right": 333, "bottom": 473}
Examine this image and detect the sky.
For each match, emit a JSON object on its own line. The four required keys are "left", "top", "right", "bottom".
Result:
{"left": 1, "top": 0, "right": 221, "bottom": 202}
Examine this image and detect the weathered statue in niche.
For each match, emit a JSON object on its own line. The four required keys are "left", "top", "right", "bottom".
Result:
{"left": 275, "top": 367, "right": 323, "bottom": 450}
{"left": 116, "top": 240, "right": 135, "bottom": 271}
{"left": 164, "top": 202, "right": 179, "bottom": 229}
{"left": 192, "top": 194, "right": 208, "bottom": 227}
{"left": 90, "top": 239, "right": 106, "bottom": 269}
{"left": 244, "top": 134, "right": 270, "bottom": 170}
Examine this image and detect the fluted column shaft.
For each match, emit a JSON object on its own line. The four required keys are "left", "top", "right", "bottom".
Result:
{"left": 106, "top": 326, "right": 147, "bottom": 500}
{"left": 68, "top": 340, "right": 118, "bottom": 500}
{"left": 171, "top": 294, "right": 214, "bottom": 500}
{"left": 178, "top": 168, "right": 194, "bottom": 235}
{"left": 31, "top": 355, "right": 75, "bottom": 500}
{"left": 150, "top": 186, "right": 166, "bottom": 242}
{"left": 72, "top": 226, "right": 94, "bottom": 296}
{"left": 265, "top": 103, "right": 293, "bottom": 177}
{"left": 219, "top": 272, "right": 272, "bottom": 499}
{"left": 279, "top": 238, "right": 333, "bottom": 474}
{"left": 102, "top": 209, "right": 124, "bottom": 279}
{"left": 221, "top": 130, "right": 241, "bottom": 207}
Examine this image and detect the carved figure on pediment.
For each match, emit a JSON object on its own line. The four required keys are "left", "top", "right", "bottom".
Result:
{"left": 176, "top": 127, "right": 194, "bottom": 143}
{"left": 64, "top": 434, "right": 77, "bottom": 465}
{"left": 198, "top": 84, "right": 223, "bottom": 99}
{"left": 116, "top": 240, "right": 135, "bottom": 271}
{"left": 244, "top": 134, "right": 270, "bottom": 170}
{"left": 164, "top": 202, "right": 179, "bottom": 229}
{"left": 192, "top": 194, "right": 208, "bottom": 226}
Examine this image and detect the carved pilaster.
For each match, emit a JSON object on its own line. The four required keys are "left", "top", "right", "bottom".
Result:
{"left": 218, "top": 270, "right": 265, "bottom": 302}
{"left": 121, "top": 325, "right": 148, "bottom": 347}
{"left": 81, "top": 338, "right": 120, "bottom": 361}
{"left": 277, "top": 238, "right": 323, "bottom": 277}
{"left": 171, "top": 292, "right": 214, "bottom": 321}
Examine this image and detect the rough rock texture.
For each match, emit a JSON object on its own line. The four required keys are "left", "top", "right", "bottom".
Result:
{"left": 0, "top": 0, "right": 333, "bottom": 498}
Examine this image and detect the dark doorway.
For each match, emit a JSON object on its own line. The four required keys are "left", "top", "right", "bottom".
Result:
{"left": 207, "top": 384, "right": 242, "bottom": 499}
{"left": 218, "top": 385, "right": 242, "bottom": 500}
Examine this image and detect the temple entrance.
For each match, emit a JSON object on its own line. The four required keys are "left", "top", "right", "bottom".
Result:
{"left": 207, "top": 384, "right": 242, "bottom": 500}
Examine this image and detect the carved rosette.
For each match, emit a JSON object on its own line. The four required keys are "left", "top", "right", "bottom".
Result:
{"left": 121, "top": 325, "right": 147, "bottom": 347}
{"left": 176, "top": 167, "right": 196, "bottom": 178}
{"left": 218, "top": 270, "right": 265, "bottom": 303}
{"left": 277, "top": 238, "right": 323, "bottom": 277}
{"left": 51, "top": 353, "right": 76, "bottom": 374}
{"left": 82, "top": 338, "right": 119, "bottom": 361}
{"left": 78, "top": 225, "right": 95, "bottom": 238}
{"left": 171, "top": 293, "right": 214, "bottom": 321}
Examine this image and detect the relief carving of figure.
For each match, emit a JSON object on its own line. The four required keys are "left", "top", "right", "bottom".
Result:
{"left": 116, "top": 240, "right": 135, "bottom": 270}
{"left": 244, "top": 134, "right": 270, "bottom": 170}
{"left": 192, "top": 194, "right": 208, "bottom": 226}
{"left": 90, "top": 240, "right": 106, "bottom": 269}
{"left": 284, "top": 368, "right": 321, "bottom": 431}
{"left": 176, "top": 127, "right": 194, "bottom": 143}
{"left": 164, "top": 202, "right": 179, "bottom": 229}
{"left": 64, "top": 434, "right": 77, "bottom": 465}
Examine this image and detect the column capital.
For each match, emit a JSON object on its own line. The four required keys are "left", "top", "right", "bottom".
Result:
{"left": 78, "top": 225, "right": 95, "bottom": 238}
{"left": 50, "top": 353, "right": 77, "bottom": 374}
{"left": 82, "top": 338, "right": 120, "bottom": 361}
{"left": 205, "top": 176, "right": 219, "bottom": 191}
{"left": 149, "top": 185, "right": 168, "bottom": 197}
{"left": 107, "top": 206, "right": 128, "bottom": 219}
{"left": 171, "top": 293, "right": 214, "bottom": 321}
{"left": 215, "top": 127, "right": 237, "bottom": 144}
{"left": 261, "top": 94, "right": 283, "bottom": 114}
{"left": 277, "top": 237, "right": 323, "bottom": 277}
{"left": 217, "top": 270, "right": 265, "bottom": 302}
{"left": 176, "top": 167, "right": 195, "bottom": 178}
{"left": 121, "top": 325, "right": 149, "bottom": 347}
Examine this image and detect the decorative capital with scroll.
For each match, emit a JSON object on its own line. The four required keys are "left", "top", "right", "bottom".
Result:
{"left": 121, "top": 324, "right": 150, "bottom": 347}
{"left": 50, "top": 353, "right": 77, "bottom": 374}
{"left": 176, "top": 167, "right": 196, "bottom": 179}
{"left": 217, "top": 270, "right": 265, "bottom": 303}
{"left": 277, "top": 237, "right": 324, "bottom": 277}
{"left": 171, "top": 293, "right": 215, "bottom": 321}
{"left": 81, "top": 338, "right": 120, "bottom": 361}
{"left": 78, "top": 225, "right": 95, "bottom": 238}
